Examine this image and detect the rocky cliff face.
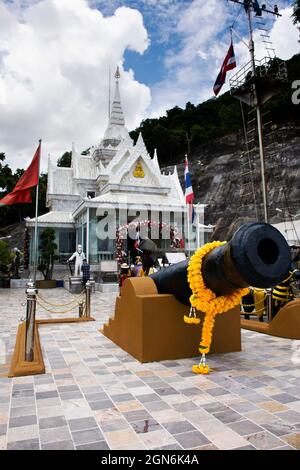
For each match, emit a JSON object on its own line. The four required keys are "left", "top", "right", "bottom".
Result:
{"left": 163, "top": 124, "right": 300, "bottom": 240}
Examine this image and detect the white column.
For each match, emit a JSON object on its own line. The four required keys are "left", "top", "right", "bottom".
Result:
{"left": 196, "top": 210, "right": 200, "bottom": 249}
{"left": 86, "top": 207, "right": 90, "bottom": 263}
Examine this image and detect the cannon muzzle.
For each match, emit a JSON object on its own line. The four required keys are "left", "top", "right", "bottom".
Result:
{"left": 150, "top": 222, "right": 291, "bottom": 306}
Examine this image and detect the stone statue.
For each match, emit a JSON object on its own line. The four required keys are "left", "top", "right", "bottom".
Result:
{"left": 68, "top": 245, "right": 85, "bottom": 276}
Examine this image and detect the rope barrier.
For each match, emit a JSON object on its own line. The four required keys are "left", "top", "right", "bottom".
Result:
{"left": 240, "top": 295, "right": 267, "bottom": 308}
{"left": 240, "top": 306, "right": 265, "bottom": 315}
{"left": 36, "top": 298, "right": 85, "bottom": 315}
{"left": 37, "top": 291, "right": 84, "bottom": 308}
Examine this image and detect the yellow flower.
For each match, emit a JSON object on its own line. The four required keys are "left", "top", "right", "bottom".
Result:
{"left": 192, "top": 364, "right": 210, "bottom": 375}
{"left": 186, "top": 241, "right": 249, "bottom": 375}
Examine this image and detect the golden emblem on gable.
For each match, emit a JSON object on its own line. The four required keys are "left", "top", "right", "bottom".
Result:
{"left": 133, "top": 162, "right": 145, "bottom": 178}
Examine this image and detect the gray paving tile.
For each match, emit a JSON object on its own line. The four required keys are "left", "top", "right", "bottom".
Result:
{"left": 57, "top": 385, "right": 80, "bottom": 393}
{"left": 59, "top": 391, "right": 84, "bottom": 400}
{"left": 175, "top": 430, "right": 210, "bottom": 449}
{"left": 84, "top": 392, "right": 109, "bottom": 402}
{"left": 144, "top": 401, "right": 171, "bottom": 412}
{"left": 136, "top": 393, "right": 160, "bottom": 403}
{"left": 40, "top": 426, "right": 72, "bottom": 444}
{"left": 163, "top": 420, "right": 196, "bottom": 435}
{"left": 206, "top": 387, "right": 230, "bottom": 397}
{"left": 72, "top": 428, "right": 104, "bottom": 445}
{"left": 76, "top": 441, "right": 110, "bottom": 450}
{"left": 173, "top": 401, "right": 199, "bottom": 412}
{"left": 228, "top": 420, "right": 263, "bottom": 436}
{"left": 154, "top": 387, "right": 179, "bottom": 396}
{"left": 41, "top": 440, "right": 75, "bottom": 450}
{"left": 9, "top": 415, "right": 37, "bottom": 428}
{"left": 123, "top": 409, "right": 152, "bottom": 422}
{"left": 0, "top": 424, "right": 7, "bottom": 435}
{"left": 68, "top": 417, "right": 98, "bottom": 432}
{"left": 261, "top": 420, "right": 299, "bottom": 437}
{"left": 213, "top": 410, "right": 243, "bottom": 424}
{"left": 245, "top": 431, "right": 286, "bottom": 450}
{"left": 203, "top": 403, "right": 230, "bottom": 413}
{"left": 39, "top": 416, "right": 67, "bottom": 429}
{"left": 271, "top": 393, "right": 299, "bottom": 404}
{"left": 7, "top": 438, "right": 40, "bottom": 450}
{"left": 275, "top": 410, "right": 300, "bottom": 424}
{"left": 233, "top": 445, "right": 256, "bottom": 450}
{"left": 156, "top": 444, "right": 183, "bottom": 450}
{"left": 89, "top": 399, "right": 114, "bottom": 411}
{"left": 36, "top": 390, "right": 59, "bottom": 400}
{"left": 229, "top": 401, "right": 258, "bottom": 413}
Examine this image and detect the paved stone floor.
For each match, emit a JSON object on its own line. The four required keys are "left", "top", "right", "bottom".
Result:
{"left": 0, "top": 287, "right": 300, "bottom": 450}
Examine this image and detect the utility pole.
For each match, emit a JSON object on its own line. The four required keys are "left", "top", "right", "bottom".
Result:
{"left": 228, "top": 0, "right": 281, "bottom": 223}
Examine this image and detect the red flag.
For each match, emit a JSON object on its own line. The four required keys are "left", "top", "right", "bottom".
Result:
{"left": 0, "top": 142, "right": 41, "bottom": 206}
{"left": 213, "top": 42, "right": 236, "bottom": 96}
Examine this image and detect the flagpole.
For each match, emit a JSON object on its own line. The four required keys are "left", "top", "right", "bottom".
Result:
{"left": 33, "top": 139, "right": 41, "bottom": 285}
{"left": 246, "top": 5, "right": 268, "bottom": 223}
{"left": 187, "top": 204, "right": 191, "bottom": 259}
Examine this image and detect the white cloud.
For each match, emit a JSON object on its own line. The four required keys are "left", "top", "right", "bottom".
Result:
{"left": 0, "top": 0, "right": 150, "bottom": 170}
{"left": 148, "top": 2, "right": 300, "bottom": 117}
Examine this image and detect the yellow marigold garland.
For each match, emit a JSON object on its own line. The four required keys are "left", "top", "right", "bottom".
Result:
{"left": 186, "top": 241, "right": 249, "bottom": 374}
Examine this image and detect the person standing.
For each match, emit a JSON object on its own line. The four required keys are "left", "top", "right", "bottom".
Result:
{"left": 81, "top": 258, "right": 90, "bottom": 287}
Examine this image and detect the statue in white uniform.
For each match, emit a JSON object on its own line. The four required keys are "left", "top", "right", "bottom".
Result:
{"left": 68, "top": 245, "right": 86, "bottom": 276}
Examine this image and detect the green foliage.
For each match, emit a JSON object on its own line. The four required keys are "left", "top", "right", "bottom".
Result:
{"left": 0, "top": 241, "right": 13, "bottom": 277}
{"left": 293, "top": 0, "right": 300, "bottom": 24}
{"left": 57, "top": 151, "right": 72, "bottom": 168}
{"left": 38, "top": 228, "right": 58, "bottom": 280}
{"left": 130, "top": 53, "right": 300, "bottom": 166}
{"left": 0, "top": 152, "right": 48, "bottom": 229}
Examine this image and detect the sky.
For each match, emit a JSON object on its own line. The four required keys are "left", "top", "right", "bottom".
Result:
{"left": 0, "top": 0, "right": 299, "bottom": 171}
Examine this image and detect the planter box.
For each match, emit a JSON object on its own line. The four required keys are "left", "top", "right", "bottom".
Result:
{"left": 36, "top": 280, "right": 57, "bottom": 289}
{"left": 0, "top": 279, "right": 11, "bottom": 288}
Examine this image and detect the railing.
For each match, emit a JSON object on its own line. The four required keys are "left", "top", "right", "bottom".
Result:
{"left": 230, "top": 57, "right": 288, "bottom": 91}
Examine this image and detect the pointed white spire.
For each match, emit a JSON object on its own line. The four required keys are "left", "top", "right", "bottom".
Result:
{"left": 71, "top": 142, "right": 77, "bottom": 170}
{"left": 103, "top": 66, "right": 129, "bottom": 141}
{"left": 173, "top": 165, "right": 178, "bottom": 176}
{"left": 152, "top": 148, "right": 160, "bottom": 171}
{"left": 135, "top": 132, "right": 148, "bottom": 155}
{"left": 108, "top": 66, "right": 124, "bottom": 128}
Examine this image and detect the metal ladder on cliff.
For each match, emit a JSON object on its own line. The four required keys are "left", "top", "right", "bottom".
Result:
{"left": 238, "top": 105, "right": 259, "bottom": 220}
{"left": 255, "top": 16, "right": 276, "bottom": 60}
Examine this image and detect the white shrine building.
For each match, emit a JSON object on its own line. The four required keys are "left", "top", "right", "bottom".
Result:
{"left": 26, "top": 70, "right": 207, "bottom": 265}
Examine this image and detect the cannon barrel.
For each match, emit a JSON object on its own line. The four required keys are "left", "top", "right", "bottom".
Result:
{"left": 150, "top": 222, "right": 291, "bottom": 306}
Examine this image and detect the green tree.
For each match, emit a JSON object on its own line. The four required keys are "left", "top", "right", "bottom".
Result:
{"left": 57, "top": 151, "right": 71, "bottom": 167}
{"left": 38, "top": 228, "right": 58, "bottom": 280}
{"left": 0, "top": 151, "right": 48, "bottom": 228}
{"left": 0, "top": 240, "right": 13, "bottom": 277}
{"left": 293, "top": 0, "right": 300, "bottom": 23}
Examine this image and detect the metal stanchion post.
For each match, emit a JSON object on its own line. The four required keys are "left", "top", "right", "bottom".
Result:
{"left": 78, "top": 300, "right": 83, "bottom": 318}
{"left": 266, "top": 289, "right": 273, "bottom": 323}
{"left": 25, "top": 281, "right": 38, "bottom": 362}
{"left": 85, "top": 281, "right": 91, "bottom": 318}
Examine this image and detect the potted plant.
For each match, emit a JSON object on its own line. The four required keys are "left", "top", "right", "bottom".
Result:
{"left": 37, "top": 228, "right": 58, "bottom": 288}
{"left": 0, "top": 240, "right": 13, "bottom": 288}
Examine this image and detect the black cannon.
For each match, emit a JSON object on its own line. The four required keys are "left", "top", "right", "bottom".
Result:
{"left": 151, "top": 222, "right": 291, "bottom": 306}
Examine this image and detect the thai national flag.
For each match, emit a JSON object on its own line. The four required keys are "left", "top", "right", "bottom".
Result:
{"left": 213, "top": 42, "right": 236, "bottom": 96}
{"left": 184, "top": 156, "right": 195, "bottom": 223}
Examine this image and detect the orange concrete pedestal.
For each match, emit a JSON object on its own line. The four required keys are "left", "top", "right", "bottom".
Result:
{"left": 8, "top": 316, "right": 95, "bottom": 378}
{"left": 241, "top": 299, "right": 300, "bottom": 339}
{"left": 8, "top": 322, "right": 45, "bottom": 378}
{"left": 101, "top": 277, "right": 241, "bottom": 363}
